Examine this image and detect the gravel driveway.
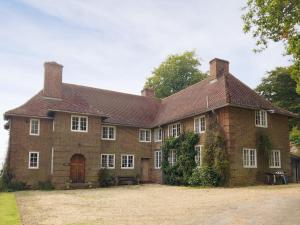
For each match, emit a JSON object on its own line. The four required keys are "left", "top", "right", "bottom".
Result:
{"left": 16, "top": 184, "right": 300, "bottom": 225}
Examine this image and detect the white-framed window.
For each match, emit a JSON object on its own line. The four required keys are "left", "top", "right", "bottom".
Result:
{"left": 102, "top": 125, "right": 116, "bottom": 140}
{"left": 101, "top": 154, "right": 115, "bottom": 169}
{"left": 30, "top": 119, "right": 40, "bottom": 136}
{"left": 154, "top": 150, "right": 162, "bottom": 169}
{"left": 168, "top": 149, "right": 176, "bottom": 166}
{"left": 154, "top": 128, "right": 163, "bottom": 142}
{"left": 168, "top": 123, "right": 181, "bottom": 138}
{"left": 194, "top": 116, "right": 206, "bottom": 134}
{"left": 121, "top": 154, "right": 134, "bottom": 169}
{"left": 71, "top": 115, "right": 88, "bottom": 132}
{"left": 28, "top": 152, "right": 39, "bottom": 169}
{"left": 255, "top": 110, "right": 268, "bottom": 128}
{"left": 243, "top": 148, "right": 257, "bottom": 168}
{"left": 195, "top": 145, "right": 203, "bottom": 167}
{"left": 269, "top": 150, "right": 281, "bottom": 168}
{"left": 139, "top": 129, "right": 151, "bottom": 142}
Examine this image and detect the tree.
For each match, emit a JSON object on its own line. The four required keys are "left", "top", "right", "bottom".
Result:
{"left": 145, "top": 51, "right": 207, "bottom": 98}
{"left": 255, "top": 67, "right": 300, "bottom": 129}
{"left": 242, "top": 0, "right": 300, "bottom": 93}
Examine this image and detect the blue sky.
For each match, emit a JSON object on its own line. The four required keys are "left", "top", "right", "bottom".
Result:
{"left": 0, "top": 0, "right": 292, "bottom": 166}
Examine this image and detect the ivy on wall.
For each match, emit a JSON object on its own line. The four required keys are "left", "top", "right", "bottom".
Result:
{"left": 256, "top": 130, "right": 272, "bottom": 169}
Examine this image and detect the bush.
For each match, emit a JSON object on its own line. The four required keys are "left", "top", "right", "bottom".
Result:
{"left": 188, "top": 166, "right": 220, "bottom": 186}
{"left": 98, "top": 169, "right": 115, "bottom": 187}
{"left": 0, "top": 166, "right": 27, "bottom": 192}
{"left": 37, "top": 181, "right": 55, "bottom": 190}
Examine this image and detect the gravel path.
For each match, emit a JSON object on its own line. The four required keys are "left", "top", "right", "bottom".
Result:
{"left": 16, "top": 184, "right": 300, "bottom": 225}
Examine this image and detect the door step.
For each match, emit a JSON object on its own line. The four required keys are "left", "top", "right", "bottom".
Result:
{"left": 69, "top": 182, "right": 92, "bottom": 189}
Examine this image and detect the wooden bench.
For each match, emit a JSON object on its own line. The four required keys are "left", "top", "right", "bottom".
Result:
{"left": 117, "top": 176, "right": 137, "bottom": 185}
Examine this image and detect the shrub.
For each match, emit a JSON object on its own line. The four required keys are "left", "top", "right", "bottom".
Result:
{"left": 98, "top": 169, "right": 115, "bottom": 187}
{"left": 37, "top": 181, "right": 55, "bottom": 190}
{"left": 0, "top": 165, "right": 27, "bottom": 192}
{"left": 188, "top": 166, "right": 220, "bottom": 186}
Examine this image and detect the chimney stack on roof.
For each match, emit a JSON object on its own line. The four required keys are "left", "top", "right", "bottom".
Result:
{"left": 209, "top": 58, "right": 229, "bottom": 79}
{"left": 141, "top": 88, "right": 155, "bottom": 98}
{"left": 43, "top": 61, "right": 63, "bottom": 99}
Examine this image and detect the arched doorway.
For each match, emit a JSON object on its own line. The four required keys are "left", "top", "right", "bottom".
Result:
{"left": 70, "top": 154, "right": 85, "bottom": 183}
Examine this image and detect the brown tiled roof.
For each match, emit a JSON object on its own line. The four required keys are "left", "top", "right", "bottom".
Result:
{"left": 4, "top": 74, "right": 296, "bottom": 127}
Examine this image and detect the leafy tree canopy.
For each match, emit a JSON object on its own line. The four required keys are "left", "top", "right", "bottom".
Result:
{"left": 242, "top": 0, "right": 300, "bottom": 93}
{"left": 144, "top": 51, "right": 207, "bottom": 98}
{"left": 255, "top": 67, "right": 300, "bottom": 129}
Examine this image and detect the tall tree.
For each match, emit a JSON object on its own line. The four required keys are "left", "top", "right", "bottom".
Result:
{"left": 255, "top": 67, "right": 300, "bottom": 131}
{"left": 242, "top": 0, "right": 300, "bottom": 93}
{"left": 145, "top": 51, "right": 207, "bottom": 98}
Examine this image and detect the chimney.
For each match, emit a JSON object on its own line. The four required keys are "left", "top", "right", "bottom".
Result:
{"left": 141, "top": 88, "right": 155, "bottom": 98}
{"left": 209, "top": 58, "right": 229, "bottom": 79}
{"left": 43, "top": 62, "right": 63, "bottom": 99}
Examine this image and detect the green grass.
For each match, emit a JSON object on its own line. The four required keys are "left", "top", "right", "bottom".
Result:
{"left": 0, "top": 193, "right": 21, "bottom": 225}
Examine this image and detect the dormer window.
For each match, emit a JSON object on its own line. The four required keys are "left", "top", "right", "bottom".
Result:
{"left": 30, "top": 119, "right": 40, "bottom": 136}
{"left": 255, "top": 110, "right": 267, "bottom": 128}
{"left": 71, "top": 115, "right": 88, "bottom": 132}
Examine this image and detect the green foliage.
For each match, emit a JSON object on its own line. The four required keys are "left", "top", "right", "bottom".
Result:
{"left": 145, "top": 51, "right": 207, "bottom": 98}
{"left": 188, "top": 166, "right": 220, "bottom": 186}
{"left": 0, "top": 165, "right": 26, "bottom": 192}
{"left": 290, "top": 127, "right": 300, "bottom": 148}
{"left": 162, "top": 132, "right": 199, "bottom": 185}
{"left": 37, "top": 181, "right": 55, "bottom": 190}
{"left": 256, "top": 131, "right": 272, "bottom": 161}
{"left": 98, "top": 169, "right": 115, "bottom": 187}
{"left": 255, "top": 67, "right": 300, "bottom": 129}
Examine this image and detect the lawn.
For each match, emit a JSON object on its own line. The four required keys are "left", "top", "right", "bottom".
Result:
{"left": 15, "top": 184, "right": 300, "bottom": 225}
{"left": 0, "top": 193, "right": 21, "bottom": 225}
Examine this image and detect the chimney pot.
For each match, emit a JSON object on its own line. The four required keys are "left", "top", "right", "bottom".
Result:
{"left": 43, "top": 61, "right": 63, "bottom": 99}
{"left": 209, "top": 58, "right": 229, "bottom": 79}
{"left": 141, "top": 88, "right": 155, "bottom": 98}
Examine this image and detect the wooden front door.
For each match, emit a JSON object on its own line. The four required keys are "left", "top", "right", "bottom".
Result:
{"left": 141, "top": 158, "right": 150, "bottom": 182}
{"left": 70, "top": 154, "right": 85, "bottom": 183}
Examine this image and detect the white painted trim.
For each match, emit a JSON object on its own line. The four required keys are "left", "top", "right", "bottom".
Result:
{"left": 195, "top": 145, "right": 203, "bottom": 167}
{"left": 28, "top": 151, "right": 39, "bottom": 169}
{"left": 154, "top": 150, "right": 162, "bottom": 169}
{"left": 70, "top": 115, "right": 88, "bottom": 132}
{"left": 139, "top": 129, "right": 151, "bottom": 142}
{"left": 154, "top": 128, "right": 163, "bottom": 142}
{"left": 168, "top": 123, "right": 181, "bottom": 138}
{"left": 100, "top": 154, "right": 116, "bottom": 169}
{"left": 255, "top": 110, "right": 268, "bottom": 128}
{"left": 29, "top": 118, "right": 40, "bottom": 136}
{"left": 101, "top": 125, "right": 116, "bottom": 140}
{"left": 194, "top": 115, "right": 206, "bottom": 134}
{"left": 269, "top": 150, "right": 281, "bottom": 168}
{"left": 243, "top": 148, "right": 257, "bottom": 168}
{"left": 121, "top": 154, "right": 135, "bottom": 169}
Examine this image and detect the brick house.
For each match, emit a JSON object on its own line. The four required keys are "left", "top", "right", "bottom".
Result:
{"left": 4, "top": 58, "right": 296, "bottom": 188}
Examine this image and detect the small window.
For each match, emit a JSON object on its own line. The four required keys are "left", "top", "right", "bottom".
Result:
{"left": 243, "top": 148, "right": 257, "bottom": 168}
{"left": 102, "top": 126, "right": 116, "bottom": 140}
{"left": 139, "top": 129, "right": 151, "bottom": 142}
{"left": 71, "top": 115, "right": 88, "bottom": 132}
{"left": 168, "top": 149, "right": 176, "bottom": 166}
{"left": 154, "top": 150, "right": 162, "bottom": 169}
{"left": 154, "top": 128, "right": 163, "bottom": 142}
{"left": 194, "top": 116, "right": 206, "bottom": 134}
{"left": 101, "top": 154, "right": 115, "bottom": 169}
{"left": 270, "top": 150, "right": 281, "bottom": 168}
{"left": 30, "top": 119, "right": 40, "bottom": 136}
{"left": 195, "top": 145, "right": 203, "bottom": 167}
{"left": 28, "top": 152, "right": 39, "bottom": 169}
{"left": 121, "top": 155, "right": 134, "bottom": 169}
{"left": 168, "top": 123, "right": 181, "bottom": 138}
{"left": 255, "top": 110, "right": 267, "bottom": 128}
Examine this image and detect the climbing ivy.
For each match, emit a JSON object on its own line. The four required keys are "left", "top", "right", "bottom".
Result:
{"left": 256, "top": 130, "right": 272, "bottom": 164}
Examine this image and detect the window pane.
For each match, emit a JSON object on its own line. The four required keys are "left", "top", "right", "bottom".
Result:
{"left": 108, "top": 155, "right": 114, "bottom": 168}
{"left": 102, "top": 155, "right": 108, "bottom": 168}
{"left": 102, "top": 127, "right": 108, "bottom": 138}
{"left": 122, "top": 155, "right": 127, "bottom": 167}
{"left": 80, "top": 117, "right": 87, "bottom": 131}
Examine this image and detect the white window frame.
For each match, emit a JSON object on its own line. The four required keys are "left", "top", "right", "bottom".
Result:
{"left": 269, "top": 150, "right": 281, "bottom": 168}
{"left": 154, "top": 128, "right": 163, "bottom": 142}
{"left": 71, "top": 115, "right": 88, "bottom": 132}
{"left": 168, "top": 123, "right": 181, "bottom": 138}
{"left": 101, "top": 154, "right": 115, "bottom": 169}
{"left": 243, "top": 148, "right": 257, "bottom": 168}
{"left": 194, "top": 116, "right": 206, "bottom": 134}
{"left": 139, "top": 129, "right": 151, "bottom": 142}
{"left": 168, "top": 149, "right": 177, "bottom": 166}
{"left": 255, "top": 110, "right": 268, "bottom": 128}
{"left": 195, "top": 145, "right": 203, "bottom": 167}
{"left": 101, "top": 125, "right": 116, "bottom": 140}
{"left": 28, "top": 151, "right": 39, "bottom": 169}
{"left": 154, "top": 150, "right": 162, "bottom": 169}
{"left": 30, "top": 118, "right": 40, "bottom": 136}
{"left": 121, "top": 154, "right": 135, "bottom": 169}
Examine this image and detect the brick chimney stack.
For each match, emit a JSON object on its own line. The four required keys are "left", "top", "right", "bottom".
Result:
{"left": 209, "top": 58, "right": 229, "bottom": 80}
{"left": 43, "top": 62, "right": 63, "bottom": 99}
{"left": 141, "top": 88, "right": 155, "bottom": 98}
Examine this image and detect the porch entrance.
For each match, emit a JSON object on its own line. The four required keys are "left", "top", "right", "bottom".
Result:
{"left": 70, "top": 154, "right": 85, "bottom": 183}
{"left": 141, "top": 158, "right": 150, "bottom": 183}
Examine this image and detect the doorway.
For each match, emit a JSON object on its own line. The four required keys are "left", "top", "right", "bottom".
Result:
{"left": 141, "top": 158, "right": 150, "bottom": 183}
{"left": 70, "top": 154, "right": 85, "bottom": 183}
